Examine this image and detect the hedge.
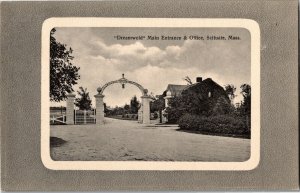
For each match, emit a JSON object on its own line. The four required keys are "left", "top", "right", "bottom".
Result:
{"left": 178, "top": 114, "right": 250, "bottom": 137}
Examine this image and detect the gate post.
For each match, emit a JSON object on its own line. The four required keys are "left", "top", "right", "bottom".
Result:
{"left": 162, "top": 91, "right": 172, "bottom": 123}
{"left": 66, "top": 93, "right": 75, "bottom": 125}
{"left": 83, "top": 110, "right": 87, "bottom": 124}
{"left": 94, "top": 94, "right": 105, "bottom": 124}
{"left": 138, "top": 108, "right": 142, "bottom": 123}
{"left": 141, "top": 95, "right": 151, "bottom": 124}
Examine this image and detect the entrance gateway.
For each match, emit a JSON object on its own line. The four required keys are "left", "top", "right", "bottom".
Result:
{"left": 94, "top": 74, "right": 151, "bottom": 124}
{"left": 65, "top": 74, "right": 151, "bottom": 124}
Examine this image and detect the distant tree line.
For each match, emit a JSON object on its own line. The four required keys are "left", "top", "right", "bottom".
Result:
{"left": 105, "top": 96, "right": 140, "bottom": 117}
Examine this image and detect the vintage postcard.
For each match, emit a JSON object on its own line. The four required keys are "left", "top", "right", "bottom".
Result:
{"left": 41, "top": 18, "right": 260, "bottom": 170}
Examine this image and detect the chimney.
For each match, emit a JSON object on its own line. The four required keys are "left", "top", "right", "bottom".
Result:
{"left": 196, "top": 77, "right": 202, "bottom": 83}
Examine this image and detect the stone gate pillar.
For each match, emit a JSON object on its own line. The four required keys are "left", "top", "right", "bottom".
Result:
{"left": 141, "top": 95, "right": 151, "bottom": 124}
{"left": 94, "top": 94, "right": 105, "bottom": 124}
{"left": 66, "top": 93, "right": 75, "bottom": 125}
{"left": 162, "top": 91, "right": 172, "bottom": 123}
{"left": 164, "top": 91, "right": 172, "bottom": 108}
{"left": 138, "top": 108, "right": 142, "bottom": 123}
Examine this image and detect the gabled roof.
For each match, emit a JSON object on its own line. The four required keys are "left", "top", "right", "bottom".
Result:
{"left": 164, "top": 78, "right": 226, "bottom": 97}
{"left": 165, "top": 84, "right": 187, "bottom": 96}
{"left": 182, "top": 78, "right": 222, "bottom": 92}
{"left": 181, "top": 78, "right": 229, "bottom": 101}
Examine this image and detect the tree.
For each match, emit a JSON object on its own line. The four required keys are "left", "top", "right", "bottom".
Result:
{"left": 240, "top": 84, "right": 251, "bottom": 130}
{"left": 130, "top": 96, "right": 140, "bottom": 113}
{"left": 104, "top": 103, "right": 109, "bottom": 115}
{"left": 166, "top": 96, "right": 187, "bottom": 123}
{"left": 167, "top": 90, "right": 215, "bottom": 121}
{"left": 183, "top": 76, "right": 193, "bottom": 85}
{"left": 75, "top": 87, "right": 92, "bottom": 110}
{"left": 124, "top": 104, "right": 130, "bottom": 114}
{"left": 166, "top": 85, "right": 232, "bottom": 123}
{"left": 240, "top": 84, "right": 251, "bottom": 115}
{"left": 212, "top": 96, "right": 235, "bottom": 115}
{"left": 224, "top": 84, "right": 237, "bottom": 103}
{"left": 241, "top": 84, "right": 251, "bottom": 98}
{"left": 150, "top": 95, "right": 165, "bottom": 123}
{"left": 50, "top": 28, "right": 80, "bottom": 102}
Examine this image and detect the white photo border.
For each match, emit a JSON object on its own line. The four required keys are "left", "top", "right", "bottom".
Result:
{"left": 41, "top": 18, "right": 260, "bottom": 170}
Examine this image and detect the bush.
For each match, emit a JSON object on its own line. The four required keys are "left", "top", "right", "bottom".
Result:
{"left": 178, "top": 114, "right": 250, "bottom": 137}
{"left": 166, "top": 106, "right": 183, "bottom": 123}
{"left": 153, "top": 112, "right": 158, "bottom": 119}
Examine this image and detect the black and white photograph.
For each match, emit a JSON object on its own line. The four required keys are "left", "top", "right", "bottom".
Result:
{"left": 41, "top": 18, "right": 260, "bottom": 170}
{"left": 2, "top": 1, "right": 298, "bottom": 191}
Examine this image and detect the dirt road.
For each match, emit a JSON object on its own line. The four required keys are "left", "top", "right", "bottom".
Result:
{"left": 50, "top": 118, "right": 250, "bottom": 161}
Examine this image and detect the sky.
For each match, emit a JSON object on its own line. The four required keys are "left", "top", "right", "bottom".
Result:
{"left": 51, "top": 27, "right": 250, "bottom": 107}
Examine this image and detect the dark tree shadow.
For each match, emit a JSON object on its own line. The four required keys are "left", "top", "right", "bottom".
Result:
{"left": 50, "top": 137, "right": 67, "bottom": 147}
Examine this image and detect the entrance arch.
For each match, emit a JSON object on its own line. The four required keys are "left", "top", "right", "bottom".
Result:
{"left": 94, "top": 74, "right": 151, "bottom": 124}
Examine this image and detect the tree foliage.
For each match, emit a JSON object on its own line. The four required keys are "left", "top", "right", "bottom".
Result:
{"left": 183, "top": 76, "right": 193, "bottom": 85}
{"left": 224, "top": 84, "right": 237, "bottom": 102}
{"left": 124, "top": 104, "right": 130, "bottom": 114}
{"left": 166, "top": 81, "right": 233, "bottom": 123}
{"left": 240, "top": 84, "right": 251, "bottom": 115}
{"left": 105, "top": 96, "right": 140, "bottom": 117}
{"left": 104, "top": 103, "right": 108, "bottom": 114}
{"left": 150, "top": 95, "right": 165, "bottom": 113}
{"left": 166, "top": 92, "right": 217, "bottom": 123}
{"left": 212, "top": 96, "right": 235, "bottom": 115}
{"left": 50, "top": 28, "right": 80, "bottom": 102}
{"left": 75, "top": 87, "right": 92, "bottom": 110}
{"left": 150, "top": 95, "right": 165, "bottom": 123}
{"left": 232, "top": 84, "right": 251, "bottom": 130}
{"left": 130, "top": 95, "right": 140, "bottom": 113}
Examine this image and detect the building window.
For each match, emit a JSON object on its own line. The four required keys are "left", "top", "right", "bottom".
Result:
{"left": 208, "top": 91, "right": 211, "bottom": 98}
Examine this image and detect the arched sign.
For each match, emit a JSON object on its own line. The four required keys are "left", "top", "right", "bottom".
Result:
{"left": 95, "top": 74, "right": 151, "bottom": 124}
{"left": 97, "top": 74, "right": 148, "bottom": 96}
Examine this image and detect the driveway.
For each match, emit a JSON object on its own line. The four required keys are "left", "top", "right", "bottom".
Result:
{"left": 50, "top": 118, "right": 250, "bottom": 161}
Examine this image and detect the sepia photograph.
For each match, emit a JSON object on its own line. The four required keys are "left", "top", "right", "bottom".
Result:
{"left": 41, "top": 18, "right": 260, "bottom": 170}
{"left": 1, "top": 1, "right": 298, "bottom": 190}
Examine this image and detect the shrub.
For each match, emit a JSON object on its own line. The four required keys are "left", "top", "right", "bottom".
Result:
{"left": 178, "top": 114, "right": 199, "bottom": 130}
{"left": 178, "top": 114, "right": 250, "bottom": 137}
{"left": 153, "top": 112, "right": 158, "bottom": 119}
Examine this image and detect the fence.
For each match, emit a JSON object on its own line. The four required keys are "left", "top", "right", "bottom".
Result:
{"left": 50, "top": 109, "right": 66, "bottom": 124}
{"left": 74, "top": 109, "right": 96, "bottom": 124}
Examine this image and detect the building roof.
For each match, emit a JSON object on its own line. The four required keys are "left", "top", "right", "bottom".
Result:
{"left": 164, "top": 78, "right": 228, "bottom": 99}
{"left": 165, "top": 84, "right": 187, "bottom": 96}
{"left": 181, "top": 78, "right": 229, "bottom": 101}
{"left": 182, "top": 78, "right": 221, "bottom": 92}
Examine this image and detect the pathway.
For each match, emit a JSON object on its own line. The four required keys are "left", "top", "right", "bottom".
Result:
{"left": 50, "top": 118, "right": 250, "bottom": 161}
